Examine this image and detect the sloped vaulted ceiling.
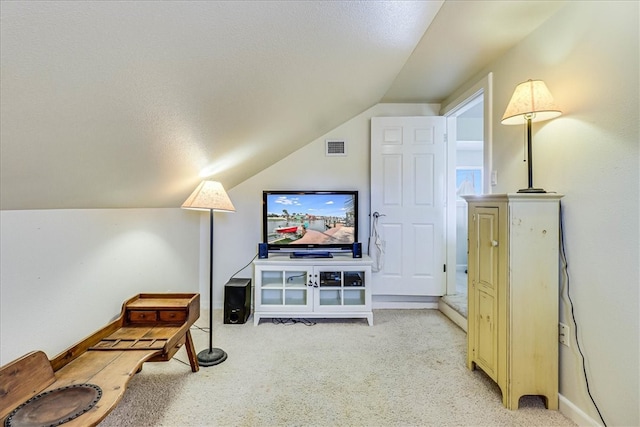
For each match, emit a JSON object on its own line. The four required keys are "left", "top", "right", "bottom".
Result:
{"left": 0, "top": 1, "right": 564, "bottom": 210}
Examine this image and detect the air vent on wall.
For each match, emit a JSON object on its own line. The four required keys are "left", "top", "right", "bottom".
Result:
{"left": 325, "top": 139, "right": 347, "bottom": 156}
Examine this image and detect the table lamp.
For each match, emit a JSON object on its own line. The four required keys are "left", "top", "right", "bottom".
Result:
{"left": 501, "top": 79, "right": 561, "bottom": 193}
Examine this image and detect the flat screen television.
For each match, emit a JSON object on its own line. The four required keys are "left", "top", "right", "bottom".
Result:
{"left": 262, "top": 190, "right": 358, "bottom": 252}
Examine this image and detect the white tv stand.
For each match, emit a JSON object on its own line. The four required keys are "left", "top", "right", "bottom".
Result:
{"left": 253, "top": 253, "right": 373, "bottom": 326}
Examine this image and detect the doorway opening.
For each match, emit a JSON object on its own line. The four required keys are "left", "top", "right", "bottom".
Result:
{"left": 444, "top": 95, "right": 484, "bottom": 321}
{"left": 440, "top": 73, "right": 493, "bottom": 328}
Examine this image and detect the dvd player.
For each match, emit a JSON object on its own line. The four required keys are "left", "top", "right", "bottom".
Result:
{"left": 290, "top": 251, "right": 333, "bottom": 259}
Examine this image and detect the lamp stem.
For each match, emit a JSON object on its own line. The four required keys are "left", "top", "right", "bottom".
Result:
{"left": 196, "top": 208, "right": 228, "bottom": 366}
{"left": 518, "top": 116, "right": 546, "bottom": 193}
{"left": 208, "top": 208, "right": 213, "bottom": 351}
{"left": 526, "top": 117, "right": 533, "bottom": 189}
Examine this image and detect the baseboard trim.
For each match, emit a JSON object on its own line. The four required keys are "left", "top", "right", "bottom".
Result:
{"left": 438, "top": 299, "right": 467, "bottom": 332}
{"left": 559, "top": 394, "right": 602, "bottom": 427}
{"left": 372, "top": 301, "right": 439, "bottom": 309}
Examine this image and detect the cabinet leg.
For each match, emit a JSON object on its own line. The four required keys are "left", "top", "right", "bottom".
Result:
{"left": 505, "top": 393, "right": 557, "bottom": 410}
{"left": 367, "top": 314, "right": 373, "bottom": 326}
{"left": 184, "top": 330, "right": 199, "bottom": 372}
{"left": 505, "top": 394, "right": 517, "bottom": 410}
{"left": 543, "top": 394, "right": 558, "bottom": 410}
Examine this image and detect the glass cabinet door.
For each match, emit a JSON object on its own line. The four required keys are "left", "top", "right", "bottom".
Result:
{"left": 316, "top": 270, "right": 366, "bottom": 309}
{"left": 259, "top": 268, "right": 310, "bottom": 310}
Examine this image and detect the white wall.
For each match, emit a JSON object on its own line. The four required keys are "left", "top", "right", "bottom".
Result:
{"left": 0, "top": 208, "right": 200, "bottom": 364}
{"left": 445, "top": 2, "right": 639, "bottom": 425}
{"left": 456, "top": 116, "right": 483, "bottom": 142}
{"left": 212, "top": 103, "right": 440, "bottom": 307}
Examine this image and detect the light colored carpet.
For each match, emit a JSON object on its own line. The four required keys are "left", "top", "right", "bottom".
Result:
{"left": 100, "top": 310, "right": 575, "bottom": 427}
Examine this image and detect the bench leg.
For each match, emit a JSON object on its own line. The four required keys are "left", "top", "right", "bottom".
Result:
{"left": 184, "top": 330, "right": 199, "bottom": 372}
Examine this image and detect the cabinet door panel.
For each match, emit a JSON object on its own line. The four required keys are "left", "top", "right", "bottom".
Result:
{"left": 477, "top": 209, "right": 498, "bottom": 291}
{"left": 475, "top": 289, "right": 497, "bottom": 380}
{"left": 469, "top": 206, "right": 499, "bottom": 382}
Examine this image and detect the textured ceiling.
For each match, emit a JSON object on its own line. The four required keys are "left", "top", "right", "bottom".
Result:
{"left": 0, "top": 1, "right": 565, "bottom": 210}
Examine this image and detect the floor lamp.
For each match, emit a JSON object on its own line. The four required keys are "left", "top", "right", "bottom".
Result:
{"left": 501, "top": 79, "right": 562, "bottom": 193}
{"left": 182, "top": 180, "right": 235, "bottom": 366}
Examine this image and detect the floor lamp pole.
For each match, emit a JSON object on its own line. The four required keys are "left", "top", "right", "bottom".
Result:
{"left": 196, "top": 209, "right": 228, "bottom": 366}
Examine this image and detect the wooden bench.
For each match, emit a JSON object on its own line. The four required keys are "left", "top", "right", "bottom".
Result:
{"left": 0, "top": 293, "right": 200, "bottom": 426}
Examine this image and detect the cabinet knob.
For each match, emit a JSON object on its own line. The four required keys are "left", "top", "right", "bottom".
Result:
{"left": 491, "top": 240, "right": 499, "bottom": 247}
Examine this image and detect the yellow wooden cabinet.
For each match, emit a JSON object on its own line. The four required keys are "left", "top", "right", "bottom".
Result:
{"left": 463, "top": 193, "right": 563, "bottom": 410}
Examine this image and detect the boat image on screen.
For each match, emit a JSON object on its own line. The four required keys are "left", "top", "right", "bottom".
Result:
{"left": 263, "top": 191, "right": 357, "bottom": 249}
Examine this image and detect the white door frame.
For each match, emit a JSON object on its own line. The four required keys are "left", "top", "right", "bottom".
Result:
{"left": 441, "top": 72, "right": 493, "bottom": 295}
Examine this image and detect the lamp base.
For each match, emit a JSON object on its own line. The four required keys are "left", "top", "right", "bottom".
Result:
{"left": 517, "top": 187, "right": 546, "bottom": 193}
{"left": 197, "top": 347, "right": 228, "bottom": 367}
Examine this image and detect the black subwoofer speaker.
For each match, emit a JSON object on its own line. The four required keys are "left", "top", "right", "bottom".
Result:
{"left": 224, "top": 278, "right": 252, "bottom": 324}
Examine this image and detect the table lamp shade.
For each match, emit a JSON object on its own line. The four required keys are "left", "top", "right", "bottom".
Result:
{"left": 501, "top": 80, "right": 561, "bottom": 125}
{"left": 181, "top": 180, "right": 235, "bottom": 212}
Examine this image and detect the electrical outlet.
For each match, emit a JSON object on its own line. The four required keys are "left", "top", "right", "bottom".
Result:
{"left": 559, "top": 323, "right": 570, "bottom": 347}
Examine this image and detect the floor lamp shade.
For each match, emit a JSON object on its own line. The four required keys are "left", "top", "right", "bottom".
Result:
{"left": 181, "top": 180, "right": 236, "bottom": 212}
{"left": 181, "top": 180, "right": 235, "bottom": 367}
{"left": 501, "top": 79, "right": 561, "bottom": 193}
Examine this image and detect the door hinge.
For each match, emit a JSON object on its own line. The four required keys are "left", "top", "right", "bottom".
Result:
{"left": 444, "top": 133, "right": 448, "bottom": 143}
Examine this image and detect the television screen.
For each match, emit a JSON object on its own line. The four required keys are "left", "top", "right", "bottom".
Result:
{"left": 262, "top": 191, "right": 358, "bottom": 251}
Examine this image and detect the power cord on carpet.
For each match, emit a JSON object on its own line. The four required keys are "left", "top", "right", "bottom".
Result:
{"left": 272, "top": 318, "right": 316, "bottom": 326}
{"left": 559, "top": 202, "right": 607, "bottom": 427}
{"left": 172, "top": 357, "right": 192, "bottom": 368}
{"left": 166, "top": 326, "right": 211, "bottom": 367}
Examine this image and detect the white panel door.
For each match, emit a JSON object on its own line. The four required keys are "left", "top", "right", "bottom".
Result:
{"left": 370, "top": 116, "right": 446, "bottom": 296}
